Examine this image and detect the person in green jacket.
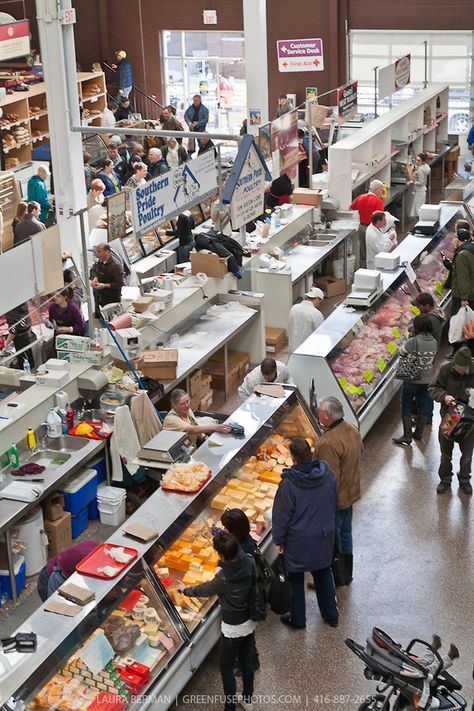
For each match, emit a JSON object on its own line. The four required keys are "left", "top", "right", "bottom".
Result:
{"left": 27, "top": 166, "right": 51, "bottom": 223}
{"left": 448, "top": 228, "right": 474, "bottom": 315}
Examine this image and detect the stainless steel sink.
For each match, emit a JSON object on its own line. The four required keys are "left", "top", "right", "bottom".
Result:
{"left": 43, "top": 435, "right": 89, "bottom": 452}
{"left": 29, "top": 450, "right": 71, "bottom": 467}
{"left": 308, "top": 233, "right": 338, "bottom": 245}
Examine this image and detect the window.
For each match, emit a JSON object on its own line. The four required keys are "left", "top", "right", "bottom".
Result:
{"left": 350, "top": 30, "right": 473, "bottom": 133}
{"left": 162, "top": 30, "right": 246, "bottom": 135}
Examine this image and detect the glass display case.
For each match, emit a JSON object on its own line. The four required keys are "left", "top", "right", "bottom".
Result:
{"left": 290, "top": 201, "right": 474, "bottom": 437}
{"left": 1, "top": 388, "right": 320, "bottom": 711}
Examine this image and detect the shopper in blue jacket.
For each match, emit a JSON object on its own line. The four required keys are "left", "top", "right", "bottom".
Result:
{"left": 113, "top": 50, "right": 133, "bottom": 98}
{"left": 272, "top": 437, "right": 339, "bottom": 629}
{"left": 184, "top": 94, "right": 209, "bottom": 156}
{"left": 467, "top": 121, "right": 474, "bottom": 153}
{"left": 27, "top": 166, "right": 51, "bottom": 223}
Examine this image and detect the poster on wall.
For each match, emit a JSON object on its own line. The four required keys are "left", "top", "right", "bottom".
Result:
{"left": 107, "top": 192, "right": 127, "bottom": 243}
{"left": 0, "top": 20, "right": 30, "bottom": 61}
{"left": 222, "top": 135, "right": 271, "bottom": 230}
{"left": 271, "top": 109, "right": 299, "bottom": 179}
{"left": 337, "top": 81, "right": 358, "bottom": 122}
{"left": 130, "top": 151, "right": 217, "bottom": 237}
{"left": 249, "top": 109, "right": 262, "bottom": 126}
{"left": 306, "top": 87, "right": 318, "bottom": 101}
{"left": 378, "top": 54, "right": 411, "bottom": 100}
{"left": 258, "top": 123, "right": 272, "bottom": 161}
{"left": 199, "top": 80, "right": 209, "bottom": 95}
{"left": 277, "top": 38, "right": 324, "bottom": 73}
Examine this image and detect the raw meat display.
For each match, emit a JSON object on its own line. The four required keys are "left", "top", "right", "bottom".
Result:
{"left": 415, "top": 231, "right": 456, "bottom": 298}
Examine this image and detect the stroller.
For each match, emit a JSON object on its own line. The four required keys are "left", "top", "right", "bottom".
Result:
{"left": 345, "top": 627, "right": 467, "bottom": 710}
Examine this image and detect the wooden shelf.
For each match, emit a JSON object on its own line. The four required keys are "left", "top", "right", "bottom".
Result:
{"left": 29, "top": 109, "right": 48, "bottom": 120}
{"left": 82, "top": 92, "right": 106, "bottom": 103}
{"left": 31, "top": 132, "right": 49, "bottom": 143}
{"left": 0, "top": 118, "right": 29, "bottom": 131}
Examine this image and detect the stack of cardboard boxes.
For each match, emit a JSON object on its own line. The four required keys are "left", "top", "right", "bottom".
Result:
{"left": 189, "top": 369, "right": 213, "bottom": 412}
{"left": 202, "top": 349, "right": 250, "bottom": 394}
{"left": 42, "top": 492, "right": 72, "bottom": 557}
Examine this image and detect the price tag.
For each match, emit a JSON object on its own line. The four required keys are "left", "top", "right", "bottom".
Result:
{"left": 346, "top": 385, "right": 358, "bottom": 395}
{"left": 338, "top": 377, "right": 348, "bottom": 390}
{"left": 376, "top": 358, "right": 386, "bottom": 372}
{"left": 387, "top": 341, "right": 397, "bottom": 355}
{"left": 90, "top": 96, "right": 98, "bottom": 103}
{"left": 405, "top": 263, "right": 417, "bottom": 283}
{"left": 364, "top": 369, "right": 374, "bottom": 383}
{"left": 411, "top": 305, "right": 421, "bottom": 316}
{"left": 356, "top": 386, "right": 364, "bottom": 395}
{"left": 392, "top": 327, "right": 401, "bottom": 339}
{"left": 435, "top": 280, "right": 443, "bottom": 296}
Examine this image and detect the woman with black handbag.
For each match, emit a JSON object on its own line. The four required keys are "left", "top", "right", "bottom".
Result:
{"left": 393, "top": 314, "right": 437, "bottom": 446}
{"left": 182, "top": 531, "right": 256, "bottom": 711}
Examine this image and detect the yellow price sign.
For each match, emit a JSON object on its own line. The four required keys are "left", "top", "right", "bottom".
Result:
{"left": 338, "top": 377, "right": 348, "bottom": 390}
{"left": 356, "top": 386, "right": 364, "bottom": 395}
{"left": 387, "top": 341, "right": 397, "bottom": 354}
{"left": 392, "top": 327, "right": 401, "bottom": 339}
{"left": 435, "top": 280, "right": 443, "bottom": 296}
{"left": 411, "top": 305, "right": 421, "bottom": 316}
{"left": 376, "top": 358, "right": 386, "bottom": 372}
{"left": 364, "top": 369, "right": 374, "bottom": 383}
{"left": 346, "top": 385, "right": 358, "bottom": 395}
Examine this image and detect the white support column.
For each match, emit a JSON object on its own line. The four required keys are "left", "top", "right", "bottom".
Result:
{"left": 243, "top": 0, "right": 269, "bottom": 136}
{"left": 35, "top": 0, "right": 87, "bottom": 219}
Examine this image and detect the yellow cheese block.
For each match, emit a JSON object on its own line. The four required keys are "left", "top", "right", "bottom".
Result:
{"left": 230, "top": 490, "right": 246, "bottom": 502}
{"left": 258, "top": 470, "right": 281, "bottom": 485}
{"left": 227, "top": 479, "right": 242, "bottom": 489}
{"left": 211, "top": 495, "right": 228, "bottom": 510}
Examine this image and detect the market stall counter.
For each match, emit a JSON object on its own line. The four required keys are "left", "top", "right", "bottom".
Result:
{"left": 288, "top": 200, "right": 473, "bottom": 437}
{"left": 0, "top": 386, "right": 320, "bottom": 711}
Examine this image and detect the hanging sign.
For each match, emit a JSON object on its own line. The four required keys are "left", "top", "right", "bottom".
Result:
{"left": 0, "top": 20, "right": 30, "bottom": 61}
{"left": 337, "top": 81, "right": 358, "bottom": 122}
{"left": 394, "top": 54, "right": 411, "bottom": 90}
{"left": 199, "top": 80, "right": 209, "bottom": 96}
{"left": 277, "top": 38, "right": 324, "bottom": 73}
{"left": 222, "top": 134, "right": 271, "bottom": 230}
{"left": 131, "top": 151, "right": 217, "bottom": 237}
{"left": 378, "top": 54, "right": 411, "bottom": 100}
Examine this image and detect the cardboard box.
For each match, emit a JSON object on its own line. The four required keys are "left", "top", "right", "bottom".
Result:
{"left": 315, "top": 275, "right": 347, "bottom": 298}
{"left": 191, "top": 251, "right": 229, "bottom": 278}
{"left": 291, "top": 188, "right": 323, "bottom": 206}
{"left": 199, "top": 390, "right": 214, "bottom": 411}
{"left": 142, "top": 349, "right": 178, "bottom": 380}
{"left": 203, "top": 360, "right": 240, "bottom": 391}
{"left": 43, "top": 492, "right": 64, "bottom": 522}
{"left": 132, "top": 296, "right": 155, "bottom": 313}
{"left": 35, "top": 369, "right": 69, "bottom": 387}
{"left": 55, "top": 335, "right": 91, "bottom": 352}
{"left": 58, "top": 348, "right": 110, "bottom": 365}
{"left": 446, "top": 145, "right": 460, "bottom": 162}
{"left": 112, "top": 356, "right": 143, "bottom": 372}
{"left": 209, "top": 349, "right": 250, "bottom": 378}
{"left": 265, "top": 327, "right": 286, "bottom": 353}
{"left": 190, "top": 391, "right": 201, "bottom": 411}
{"left": 189, "top": 369, "right": 202, "bottom": 397}
{"left": 198, "top": 374, "right": 212, "bottom": 398}
{"left": 44, "top": 511, "right": 72, "bottom": 557}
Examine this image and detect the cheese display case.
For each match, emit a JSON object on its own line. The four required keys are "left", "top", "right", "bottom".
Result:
{"left": 290, "top": 201, "right": 474, "bottom": 437}
{"left": 1, "top": 387, "right": 320, "bottom": 711}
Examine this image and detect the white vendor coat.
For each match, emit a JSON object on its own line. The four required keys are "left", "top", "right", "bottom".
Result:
{"left": 238, "top": 360, "right": 293, "bottom": 399}
{"left": 288, "top": 300, "right": 324, "bottom": 354}
{"left": 365, "top": 224, "right": 397, "bottom": 270}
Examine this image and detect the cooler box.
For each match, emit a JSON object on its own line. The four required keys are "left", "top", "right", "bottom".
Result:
{"left": 97, "top": 486, "right": 127, "bottom": 527}
{"left": 60, "top": 469, "right": 98, "bottom": 514}
{"left": 87, "top": 498, "right": 99, "bottom": 520}
{"left": 0, "top": 556, "right": 26, "bottom": 599}
{"left": 71, "top": 507, "right": 89, "bottom": 539}
{"left": 89, "top": 456, "right": 106, "bottom": 484}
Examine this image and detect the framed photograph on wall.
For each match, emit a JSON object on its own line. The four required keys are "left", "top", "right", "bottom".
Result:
{"left": 107, "top": 192, "right": 127, "bottom": 243}
{"left": 121, "top": 233, "right": 144, "bottom": 264}
{"left": 140, "top": 229, "right": 161, "bottom": 255}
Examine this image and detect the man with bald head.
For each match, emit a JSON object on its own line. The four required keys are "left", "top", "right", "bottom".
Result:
{"left": 147, "top": 147, "right": 170, "bottom": 179}
{"left": 350, "top": 179, "right": 385, "bottom": 269}
{"left": 90, "top": 243, "right": 125, "bottom": 315}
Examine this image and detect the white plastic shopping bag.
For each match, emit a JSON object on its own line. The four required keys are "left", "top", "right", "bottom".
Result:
{"left": 448, "top": 305, "right": 474, "bottom": 344}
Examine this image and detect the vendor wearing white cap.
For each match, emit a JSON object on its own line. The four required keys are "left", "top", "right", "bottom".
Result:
{"left": 288, "top": 287, "right": 325, "bottom": 355}
{"left": 365, "top": 211, "right": 398, "bottom": 270}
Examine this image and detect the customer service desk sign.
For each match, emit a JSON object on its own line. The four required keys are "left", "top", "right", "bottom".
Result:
{"left": 131, "top": 152, "right": 217, "bottom": 236}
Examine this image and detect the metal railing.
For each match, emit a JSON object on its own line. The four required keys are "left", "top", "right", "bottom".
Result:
{"left": 102, "top": 62, "right": 165, "bottom": 120}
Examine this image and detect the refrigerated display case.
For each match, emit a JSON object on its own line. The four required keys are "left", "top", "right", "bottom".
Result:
{"left": 289, "top": 201, "right": 474, "bottom": 437}
{"left": 1, "top": 387, "right": 320, "bottom": 711}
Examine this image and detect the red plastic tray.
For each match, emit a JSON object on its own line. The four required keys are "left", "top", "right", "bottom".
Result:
{"left": 161, "top": 470, "right": 212, "bottom": 495}
{"left": 76, "top": 543, "right": 138, "bottom": 579}
{"left": 118, "top": 589, "right": 142, "bottom": 610}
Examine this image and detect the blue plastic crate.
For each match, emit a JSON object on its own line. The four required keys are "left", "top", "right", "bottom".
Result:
{"left": 0, "top": 556, "right": 26, "bottom": 599}
{"left": 71, "top": 507, "right": 88, "bottom": 539}
{"left": 32, "top": 142, "right": 51, "bottom": 161}
{"left": 89, "top": 457, "right": 106, "bottom": 484}
{"left": 60, "top": 469, "right": 98, "bottom": 514}
{"left": 87, "top": 498, "right": 99, "bottom": 520}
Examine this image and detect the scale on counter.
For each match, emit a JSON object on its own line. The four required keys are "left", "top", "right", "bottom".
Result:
{"left": 139, "top": 430, "right": 188, "bottom": 463}
{"left": 345, "top": 268, "right": 383, "bottom": 308}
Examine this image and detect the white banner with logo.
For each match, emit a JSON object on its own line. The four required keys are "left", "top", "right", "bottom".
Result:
{"left": 378, "top": 54, "right": 411, "bottom": 100}
{"left": 131, "top": 151, "right": 217, "bottom": 236}
{"left": 229, "top": 143, "right": 267, "bottom": 230}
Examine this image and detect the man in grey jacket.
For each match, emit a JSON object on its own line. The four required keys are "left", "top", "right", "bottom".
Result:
{"left": 13, "top": 202, "right": 45, "bottom": 246}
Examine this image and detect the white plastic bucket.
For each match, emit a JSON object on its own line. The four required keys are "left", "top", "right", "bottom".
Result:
{"left": 333, "top": 255, "right": 356, "bottom": 280}
{"left": 98, "top": 499, "right": 126, "bottom": 526}
{"left": 16, "top": 507, "right": 48, "bottom": 575}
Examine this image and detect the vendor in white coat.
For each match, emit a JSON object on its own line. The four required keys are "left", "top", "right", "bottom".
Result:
{"left": 238, "top": 357, "right": 293, "bottom": 399}
{"left": 408, "top": 152, "right": 431, "bottom": 218}
{"left": 288, "top": 286, "right": 325, "bottom": 354}
{"left": 365, "top": 210, "right": 398, "bottom": 270}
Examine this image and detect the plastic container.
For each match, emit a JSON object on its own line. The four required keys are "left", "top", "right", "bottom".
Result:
{"left": 89, "top": 456, "right": 106, "bottom": 484}
{"left": 333, "top": 255, "right": 356, "bottom": 280}
{"left": 87, "top": 498, "right": 99, "bottom": 520}
{"left": 46, "top": 408, "right": 62, "bottom": 438}
{"left": 9, "top": 442, "right": 19, "bottom": 469}
{"left": 71, "top": 507, "right": 89, "bottom": 538}
{"left": 97, "top": 486, "right": 127, "bottom": 527}
{"left": 60, "top": 468, "right": 98, "bottom": 514}
{"left": 0, "top": 556, "right": 26, "bottom": 599}
{"left": 16, "top": 508, "right": 48, "bottom": 575}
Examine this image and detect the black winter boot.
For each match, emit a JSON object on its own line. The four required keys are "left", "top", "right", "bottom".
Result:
{"left": 392, "top": 416, "right": 413, "bottom": 445}
{"left": 413, "top": 415, "right": 428, "bottom": 441}
{"left": 342, "top": 553, "right": 353, "bottom": 584}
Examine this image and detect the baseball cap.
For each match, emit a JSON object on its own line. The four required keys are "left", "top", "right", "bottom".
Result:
{"left": 453, "top": 346, "right": 472, "bottom": 367}
{"left": 116, "top": 50, "right": 127, "bottom": 59}
{"left": 305, "top": 287, "right": 324, "bottom": 300}
{"left": 411, "top": 292, "right": 434, "bottom": 307}
{"left": 456, "top": 228, "right": 471, "bottom": 242}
